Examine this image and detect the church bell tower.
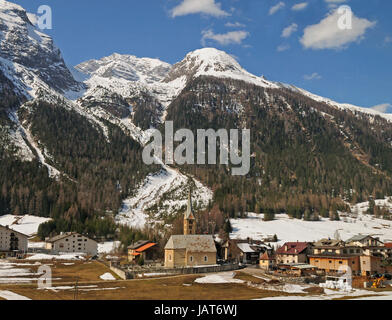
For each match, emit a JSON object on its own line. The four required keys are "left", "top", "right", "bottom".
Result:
{"left": 183, "top": 191, "right": 196, "bottom": 235}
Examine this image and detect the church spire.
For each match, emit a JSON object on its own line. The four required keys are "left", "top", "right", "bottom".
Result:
{"left": 183, "top": 190, "right": 196, "bottom": 235}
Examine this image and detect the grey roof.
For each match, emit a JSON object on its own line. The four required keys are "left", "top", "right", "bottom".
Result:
{"left": 165, "top": 235, "right": 216, "bottom": 252}
{"left": 47, "top": 232, "right": 96, "bottom": 243}
{"left": 346, "top": 235, "right": 371, "bottom": 242}
{"left": 127, "top": 240, "right": 150, "bottom": 250}
{"left": 236, "top": 243, "right": 256, "bottom": 253}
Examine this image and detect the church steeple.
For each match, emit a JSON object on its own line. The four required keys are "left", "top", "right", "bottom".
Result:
{"left": 184, "top": 191, "right": 196, "bottom": 235}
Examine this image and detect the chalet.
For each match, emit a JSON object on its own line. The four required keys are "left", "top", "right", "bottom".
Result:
{"left": 259, "top": 251, "right": 276, "bottom": 271}
{"left": 0, "top": 224, "right": 28, "bottom": 257}
{"left": 222, "top": 239, "right": 272, "bottom": 264}
{"left": 276, "top": 242, "right": 311, "bottom": 264}
{"left": 313, "top": 238, "right": 362, "bottom": 256}
{"left": 128, "top": 240, "right": 158, "bottom": 263}
{"left": 309, "top": 254, "right": 361, "bottom": 275}
{"left": 164, "top": 193, "right": 216, "bottom": 268}
{"left": 346, "top": 234, "right": 388, "bottom": 257}
{"left": 45, "top": 232, "right": 98, "bottom": 256}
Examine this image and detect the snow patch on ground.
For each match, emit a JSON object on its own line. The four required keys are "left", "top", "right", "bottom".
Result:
{"left": 0, "top": 290, "right": 31, "bottom": 300}
{"left": 194, "top": 272, "right": 245, "bottom": 284}
{"left": 100, "top": 272, "right": 116, "bottom": 281}
{"left": 26, "top": 253, "right": 86, "bottom": 261}
{"left": 98, "top": 241, "right": 121, "bottom": 254}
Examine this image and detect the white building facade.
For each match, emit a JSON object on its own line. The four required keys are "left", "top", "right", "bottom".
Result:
{"left": 46, "top": 232, "right": 98, "bottom": 256}
{"left": 0, "top": 225, "right": 28, "bottom": 254}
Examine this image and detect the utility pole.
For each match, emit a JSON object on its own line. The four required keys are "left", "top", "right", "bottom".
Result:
{"left": 73, "top": 277, "right": 79, "bottom": 300}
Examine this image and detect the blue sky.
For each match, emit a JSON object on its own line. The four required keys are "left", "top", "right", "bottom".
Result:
{"left": 12, "top": 0, "right": 392, "bottom": 110}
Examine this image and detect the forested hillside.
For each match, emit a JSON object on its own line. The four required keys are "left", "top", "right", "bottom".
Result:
{"left": 164, "top": 76, "right": 392, "bottom": 220}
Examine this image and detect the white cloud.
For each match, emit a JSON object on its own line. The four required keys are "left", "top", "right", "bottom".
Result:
{"left": 292, "top": 2, "right": 308, "bottom": 11}
{"left": 300, "top": 9, "right": 376, "bottom": 50}
{"left": 281, "top": 23, "right": 298, "bottom": 38}
{"left": 171, "top": 0, "right": 229, "bottom": 18}
{"left": 304, "top": 72, "right": 322, "bottom": 80}
{"left": 201, "top": 29, "right": 249, "bottom": 46}
{"left": 371, "top": 103, "right": 392, "bottom": 113}
{"left": 385, "top": 36, "right": 392, "bottom": 44}
{"left": 325, "top": 0, "right": 349, "bottom": 9}
{"left": 269, "top": 2, "right": 285, "bottom": 15}
{"left": 277, "top": 44, "right": 290, "bottom": 52}
{"left": 225, "top": 22, "right": 245, "bottom": 28}
{"left": 325, "top": 0, "right": 348, "bottom": 3}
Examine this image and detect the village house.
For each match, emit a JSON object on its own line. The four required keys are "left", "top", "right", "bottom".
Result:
{"left": 259, "top": 251, "right": 276, "bottom": 271}
{"left": 222, "top": 238, "right": 272, "bottom": 264}
{"left": 0, "top": 224, "right": 28, "bottom": 257}
{"left": 127, "top": 240, "right": 158, "bottom": 264}
{"left": 309, "top": 253, "right": 361, "bottom": 275}
{"left": 164, "top": 193, "right": 217, "bottom": 268}
{"left": 308, "top": 235, "right": 390, "bottom": 276}
{"left": 45, "top": 232, "right": 98, "bottom": 256}
{"left": 276, "top": 242, "right": 311, "bottom": 265}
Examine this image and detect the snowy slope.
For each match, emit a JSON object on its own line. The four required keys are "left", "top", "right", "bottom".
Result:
{"left": 165, "top": 48, "right": 279, "bottom": 89}
{"left": 230, "top": 209, "right": 392, "bottom": 245}
{"left": 0, "top": 214, "right": 51, "bottom": 236}
{"left": 116, "top": 165, "right": 213, "bottom": 229}
{"left": 282, "top": 83, "right": 392, "bottom": 122}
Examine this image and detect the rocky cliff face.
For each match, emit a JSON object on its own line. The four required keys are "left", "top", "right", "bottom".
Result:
{"left": 0, "top": 0, "right": 82, "bottom": 96}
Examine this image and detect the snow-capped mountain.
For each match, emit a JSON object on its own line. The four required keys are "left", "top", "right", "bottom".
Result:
{"left": 0, "top": 0, "right": 82, "bottom": 97}
{"left": 2, "top": 0, "right": 392, "bottom": 234}
{"left": 164, "top": 48, "right": 278, "bottom": 89}
{"left": 76, "top": 53, "right": 171, "bottom": 84}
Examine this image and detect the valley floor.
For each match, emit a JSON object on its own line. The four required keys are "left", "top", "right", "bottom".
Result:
{"left": 0, "top": 258, "right": 391, "bottom": 300}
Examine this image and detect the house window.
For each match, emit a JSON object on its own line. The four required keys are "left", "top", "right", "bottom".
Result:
{"left": 190, "top": 256, "right": 194, "bottom": 262}
{"left": 339, "top": 261, "right": 343, "bottom": 264}
{"left": 204, "top": 256, "right": 208, "bottom": 262}
{"left": 169, "top": 255, "right": 172, "bottom": 261}
{"left": 329, "top": 261, "right": 332, "bottom": 264}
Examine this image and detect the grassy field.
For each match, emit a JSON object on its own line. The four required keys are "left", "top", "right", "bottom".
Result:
{"left": 0, "top": 260, "right": 298, "bottom": 300}
{"left": 1, "top": 260, "right": 389, "bottom": 300}
{"left": 0, "top": 274, "right": 298, "bottom": 300}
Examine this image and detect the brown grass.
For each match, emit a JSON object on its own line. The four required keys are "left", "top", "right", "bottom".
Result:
{"left": 0, "top": 273, "right": 297, "bottom": 300}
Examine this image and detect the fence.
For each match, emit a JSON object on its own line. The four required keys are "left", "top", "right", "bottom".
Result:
{"left": 110, "top": 262, "right": 243, "bottom": 280}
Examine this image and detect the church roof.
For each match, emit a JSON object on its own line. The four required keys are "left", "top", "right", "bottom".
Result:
{"left": 165, "top": 235, "right": 216, "bottom": 253}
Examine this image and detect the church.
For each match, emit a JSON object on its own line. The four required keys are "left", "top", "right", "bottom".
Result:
{"left": 164, "top": 193, "right": 217, "bottom": 268}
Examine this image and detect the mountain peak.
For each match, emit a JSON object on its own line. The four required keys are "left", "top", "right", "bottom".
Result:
{"left": 76, "top": 53, "right": 171, "bottom": 84}
{"left": 164, "top": 47, "right": 278, "bottom": 89}
{"left": 0, "top": 0, "right": 81, "bottom": 96}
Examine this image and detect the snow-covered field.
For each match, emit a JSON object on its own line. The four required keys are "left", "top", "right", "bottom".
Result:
{"left": 0, "top": 260, "right": 43, "bottom": 284}
{"left": 98, "top": 241, "right": 121, "bottom": 254}
{"left": 231, "top": 201, "right": 392, "bottom": 245}
{"left": 116, "top": 166, "right": 213, "bottom": 229}
{"left": 0, "top": 214, "right": 51, "bottom": 237}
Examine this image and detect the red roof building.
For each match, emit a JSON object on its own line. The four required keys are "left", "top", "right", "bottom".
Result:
{"left": 276, "top": 242, "right": 311, "bottom": 265}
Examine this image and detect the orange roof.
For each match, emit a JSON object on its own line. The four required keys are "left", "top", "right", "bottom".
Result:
{"left": 385, "top": 243, "right": 392, "bottom": 248}
{"left": 130, "top": 252, "right": 141, "bottom": 256}
{"left": 260, "top": 251, "right": 274, "bottom": 260}
{"left": 136, "top": 242, "right": 157, "bottom": 253}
